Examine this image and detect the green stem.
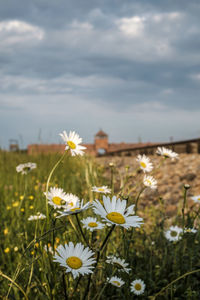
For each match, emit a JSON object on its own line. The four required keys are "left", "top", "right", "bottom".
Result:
{"left": 182, "top": 186, "right": 188, "bottom": 232}
{"left": 135, "top": 187, "right": 145, "bottom": 214}
{"left": 0, "top": 270, "right": 28, "bottom": 300}
{"left": 75, "top": 214, "right": 89, "bottom": 247}
{"left": 45, "top": 151, "right": 67, "bottom": 224}
{"left": 100, "top": 224, "right": 115, "bottom": 252}
{"left": 83, "top": 225, "right": 115, "bottom": 299}
{"left": 153, "top": 269, "right": 200, "bottom": 299}
{"left": 62, "top": 271, "right": 68, "bottom": 300}
{"left": 95, "top": 269, "right": 117, "bottom": 300}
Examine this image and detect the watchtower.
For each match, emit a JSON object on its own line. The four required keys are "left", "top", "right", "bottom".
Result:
{"left": 9, "top": 139, "right": 19, "bottom": 152}
{"left": 94, "top": 130, "right": 108, "bottom": 155}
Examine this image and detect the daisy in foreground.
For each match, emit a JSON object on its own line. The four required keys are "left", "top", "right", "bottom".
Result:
{"left": 156, "top": 147, "right": 178, "bottom": 160}
{"left": 92, "top": 186, "right": 111, "bottom": 194}
{"left": 143, "top": 175, "right": 157, "bottom": 190}
{"left": 59, "top": 130, "right": 86, "bottom": 156}
{"left": 44, "top": 187, "right": 68, "bottom": 209}
{"left": 165, "top": 226, "right": 183, "bottom": 242}
{"left": 106, "top": 255, "right": 131, "bottom": 273}
{"left": 57, "top": 200, "right": 90, "bottom": 217}
{"left": 81, "top": 217, "right": 105, "bottom": 232}
{"left": 92, "top": 196, "right": 143, "bottom": 229}
{"left": 108, "top": 276, "right": 125, "bottom": 287}
{"left": 16, "top": 162, "right": 37, "bottom": 174}
{"left": 131, "top": 279, "right": 145, "bottom": 295}
{"left": 62, "top": 193, "right": 81, "bottom": 211}
{"left": 28, "top": 212, "right": 46, "bottom": 221}
{"left": 136, "top": 154, "right": 153, "bottom": 173}
{"left": 53, "top": 242, "right": 96, "bottom": 278}
{"left": 191, "top": 195, "right": 200, "bottom": 204}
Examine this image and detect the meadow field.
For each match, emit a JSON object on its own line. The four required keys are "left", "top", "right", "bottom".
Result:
{"left": 1, "top": 148, "right": 200, "bottom": 299}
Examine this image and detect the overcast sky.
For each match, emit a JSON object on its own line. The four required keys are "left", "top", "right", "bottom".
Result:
{"left": 0, "top": 0, "right": 200, "bottom": 149}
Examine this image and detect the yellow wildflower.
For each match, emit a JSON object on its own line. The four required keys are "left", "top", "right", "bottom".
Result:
{"left": 4, "top": 228, "right": 8, "bottom": 235}
{"left": 55, "top": 237, "right": 60, "bottom": 244}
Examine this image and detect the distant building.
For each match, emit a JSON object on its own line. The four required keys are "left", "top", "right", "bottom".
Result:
{"left": 27, "top": 130, "right": 153, "bottom": 156}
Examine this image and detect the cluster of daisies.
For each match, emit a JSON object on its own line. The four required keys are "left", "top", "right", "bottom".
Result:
{"left": 15, "top": 130, "right": 185, "bottom": 296}
{"left": 165, "top": 225, "right": 197, "bottom": 242}
{"left": 164, "top": 192, "right": 200, "bottom": 242}
{"left": 106, "top": 256, "right": 145, "bottom": 294}
{"left": 44, "top": 131, "right": 147, "bottom": 294}
{"left": 50, "top": 192, "right": 145, "bottom": 294}
{"left": 136, "top": 146, "right": 178, "bottom": 191}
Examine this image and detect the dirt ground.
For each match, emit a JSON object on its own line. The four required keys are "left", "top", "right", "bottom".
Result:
{"left": 95, "top": 154, "right": 200, "bottom": 217}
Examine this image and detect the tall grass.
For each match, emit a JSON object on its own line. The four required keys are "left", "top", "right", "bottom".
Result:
{"left": 1, "top": 150, "right": 200, "bottom": 299}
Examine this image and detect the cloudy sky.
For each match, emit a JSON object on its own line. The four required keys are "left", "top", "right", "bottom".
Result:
{"left": 0, "top": 0, "right": 200, "bottom": 149}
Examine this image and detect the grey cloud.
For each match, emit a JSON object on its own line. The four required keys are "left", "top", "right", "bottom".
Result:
{"left": 0, "top": 0, "right": 200, "bottom": 148}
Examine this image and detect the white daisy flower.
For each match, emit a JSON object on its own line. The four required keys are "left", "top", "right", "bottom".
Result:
{"left": 59, "top": 130, "right": 86, "bottom": 156}
{"left": 92, "top": 196, "right": 143, "bottom": 229}
{"left": 191, "top": 195, "right": 200, "bottom": 204}
{"left": 136, "top": 155, "right": 153, "bottom": 173}
{"left": 57, "top": 200, "right": 90, "bottom": 217}
{"left": 44, "top": 187, "right": 68, "bottom": 209}
{"left": 131, "top": 279, "right": 145, "bottom": 295}
{"left": 53, "top": 242, "right": 96, "bottom": 278}
{"left": 165, "top": 226, "right": 183, "bottom": 242}
{"left": 108, "top": 276, "right": 125, "bottom": 287}
{"left": 143, "top": 175, "right": 157, "bottom": 190}
{"left": 106, "top": 256, "right": 131, "bottom": 273}
{"left": 91, "top": 186, "right": 111, "bottom": 194}
{"left": 28, "top": 212, "right": 46, "bottom": 221}
{"left": 63, "top": 193, "right": 80, "bottom": 210}
{"left": 156, "top": 147, "right": 178, "bottom": 160}
{"left": 16, "top": 162, "right": 37, "bottom": 174}
{"left": 81, "top": 217, "right": 105, "bottom": 232}
{"left": 184, "top": 228, "right": 197, "bottom": 234}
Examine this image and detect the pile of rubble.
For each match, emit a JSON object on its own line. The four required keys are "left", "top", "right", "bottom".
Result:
{"left": 96, "top": 154, "right": 200, "bottom": 217}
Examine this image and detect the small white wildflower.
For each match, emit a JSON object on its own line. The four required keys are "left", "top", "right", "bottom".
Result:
{"left": 136, "top": 155, "right": 153, "bottom": 173}
{"left": 59, "top": 130, "right": 86, "bottom": 156}
{"left": 156, "top": 147, "right": 178, "bottom": 160}
{"left": 143, "top": 175, "right": 157, "bottom": 190}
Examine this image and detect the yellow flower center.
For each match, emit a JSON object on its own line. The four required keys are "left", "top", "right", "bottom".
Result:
{"left": 106, "top": 212, "right": 125, "bottom": 224}
{"left": 70, "top": 207, "right": 80, "bottom": 212}
{"left": 68, "top": 202, "right": 74, "bottom": 207}
{"left": 197, "top": 198, "right": 200, "bottom": 201}
{"left": 163, "top": 153, "right": 169, "bottom": 157}
{"left": 88, "top": 222, "right": 98, "bottom": 228}
{"left": 67, "top": 141, "right": 76, "bottom": 149}
{"left": 140, "top": 162, "right": 146, "bottom": 168}
{"left": 170, "top": 230, "right": 177, "bottom": 237}
{"left": 52, "top": 196, "right": 64, "bottom": 206}
{"left": 113, "top": 281, "right": 121, "bottom": 286}
{"left": 135, "top": 283, "right": 142, "bottom": 291}
{"left": 66, "top": 256, "right": 82, "bottom": 269}
{"left": 98, "top": 188, "right": 105, "bottom": 192}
